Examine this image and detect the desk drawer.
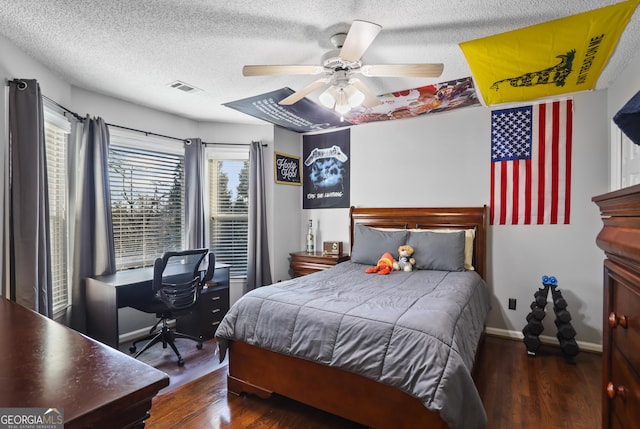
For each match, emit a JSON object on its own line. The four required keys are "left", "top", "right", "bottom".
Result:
{"left": 176, "top": 286, "right": 229, "bottom": 340}
{"left": 201, "top": 289, "right": 229, "bottom": 315}
{"left": 200, "top": 288, "right": 229, "bottom": 338}
{"left": 203, "top": 318, "right": 223, "bottom": 340}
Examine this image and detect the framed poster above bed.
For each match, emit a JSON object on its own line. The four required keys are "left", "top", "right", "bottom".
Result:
{"left": 302, "top": 128, "right": 350, "bottom": 209}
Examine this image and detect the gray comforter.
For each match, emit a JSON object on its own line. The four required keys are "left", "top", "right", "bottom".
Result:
{"left": 215, "top": 261, "right": 490, "bottom": 429}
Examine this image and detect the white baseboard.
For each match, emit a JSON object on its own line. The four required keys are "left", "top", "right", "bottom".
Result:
{"left": 484, "top": 327, "right": 602, "bottom": 353}
{"left": 119, "top": 319, "right": 176, "bottom": 344}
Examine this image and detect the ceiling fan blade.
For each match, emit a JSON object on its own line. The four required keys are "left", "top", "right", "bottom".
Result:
{"left": 279, "top": 78, "right": 330, "bottom": 105}
{"left": 243, "top": 65, "right": 324, "bottom": 76}
{"left": 361, "top": 64, "right": 444, "bottom": 78}
{"left": 349, "top": 79, "right": 382, "bottom": 108}
{"left": 339, "top": 20, "right": 382, "bottom": 62}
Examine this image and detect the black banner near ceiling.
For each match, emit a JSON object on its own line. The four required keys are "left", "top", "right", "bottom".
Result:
{"left": 224, "top": 79, "right": 480, "bottom": 133}
{"left": 223, "top": 88, "right": 348, "bottom": 133}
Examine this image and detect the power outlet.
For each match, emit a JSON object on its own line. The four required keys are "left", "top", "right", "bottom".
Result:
{"left": 508, "top": 298, "right": 517, "bottom": 310}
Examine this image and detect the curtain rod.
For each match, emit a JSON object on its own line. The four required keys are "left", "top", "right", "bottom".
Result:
{"left": 10, "top": 82, "right": 268, "bottom": 147}
{"left": 106, "top": 123, "right": 188, "bottom": 143}
{"left": 43, "top": 94, "right": 187, "bottom": 143}
{"left": 42, "top": 95, "right": 85, "bottom": 121}
{"left": 202, "top": 141, "right": 268, "bottom": 147}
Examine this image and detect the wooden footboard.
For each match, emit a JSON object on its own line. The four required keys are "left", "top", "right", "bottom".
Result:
{"left": 227, "top": 340, "right": 449, "bottom": 429}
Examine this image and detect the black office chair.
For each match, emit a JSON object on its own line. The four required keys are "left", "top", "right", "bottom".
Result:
{"left": 129, "top": 248, "right": 215, "bottom": 366}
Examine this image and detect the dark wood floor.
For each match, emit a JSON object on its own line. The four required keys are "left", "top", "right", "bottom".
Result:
{"left": 140, "top": 335, "right": 601, "bottom": 428}
{"left": 473, "top": 337, "right": 601, "bottom": 429}
{"left": 119, "top": 336, "right": 225, "bottom": 394}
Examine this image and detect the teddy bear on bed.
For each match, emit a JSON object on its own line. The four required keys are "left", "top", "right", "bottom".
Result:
{"left": 365, "top": 252, "right": 396, "bottom": 275}
{"left": 393, "top": 245, "right": 416, "bottom": 272}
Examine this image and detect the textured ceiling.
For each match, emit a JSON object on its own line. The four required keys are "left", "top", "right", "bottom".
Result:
{"left": 0, "top": 0, "right": 638, "bottom": 125}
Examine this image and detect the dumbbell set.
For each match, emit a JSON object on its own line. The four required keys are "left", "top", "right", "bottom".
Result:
{"left": 523, "top": 282, "right": 549, "bottom": 355}
{"left": 522, "top": 275, "right": 580, "bottom": 362}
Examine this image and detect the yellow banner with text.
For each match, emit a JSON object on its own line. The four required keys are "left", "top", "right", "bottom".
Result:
{"left": 460, "top": 0, "right": 640, "bottom": 105}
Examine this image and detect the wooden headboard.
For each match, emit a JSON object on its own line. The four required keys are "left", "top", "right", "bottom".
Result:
{"left": 349, "top": 206, "right": 488, "bottom": 280}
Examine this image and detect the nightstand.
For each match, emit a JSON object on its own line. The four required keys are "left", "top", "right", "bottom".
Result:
{"left": 176, "top": 263, "right": 230, "bottom": 340}
{"left": 289, "top": 251, "right": 349, "bottom": 277}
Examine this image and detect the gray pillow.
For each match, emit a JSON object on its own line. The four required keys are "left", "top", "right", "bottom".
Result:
{"left": 407, "top": 230, "right": 465, "bottom": 271}
{"left": 351, "top": 224, "right": 408, "bottom": 265}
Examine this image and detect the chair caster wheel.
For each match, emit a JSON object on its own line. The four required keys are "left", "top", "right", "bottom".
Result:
{"left": 129, "top": 346, "right": 136, "bottom": 354}
{"left": 178, "top": 359, "right": 185, "bottom": 366}
{"left": 196, "top": 342, "right": 203, "bottom": 350}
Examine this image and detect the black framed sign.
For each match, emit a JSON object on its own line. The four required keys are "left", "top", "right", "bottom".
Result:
{"left": 274, "top": 152, "right": 302, "bottom": 185}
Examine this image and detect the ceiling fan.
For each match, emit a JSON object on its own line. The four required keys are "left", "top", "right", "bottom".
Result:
{"left": 242, "top": 20, "right": 444, "bottom": 114}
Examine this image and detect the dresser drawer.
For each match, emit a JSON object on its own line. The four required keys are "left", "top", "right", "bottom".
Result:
{"left": 610, "top": 347, "right": 640, "bottom": 429}
{"left": 201, "top": 289, "right": 229, "bottom": 314}
{"left": 610, "top": 271, "right": 640, "bottom": 373}
{"left": 202, "top": 287, "right": 230, "bottom": 337}
{"left": 203, "top": 320, "right": 222, "bottom": 340}
{"left": 612, "top": 413, "right": 624, "bottom": 429}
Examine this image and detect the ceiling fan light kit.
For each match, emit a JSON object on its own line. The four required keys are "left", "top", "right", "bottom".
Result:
{"left": 320, "top": 84, "right": 365, "bottom": 114}
{"left": 242, "top": 19, "right": 444, "bottom": 116}
{"left": 318, "top": 70, "right": 367, "bottom": 113}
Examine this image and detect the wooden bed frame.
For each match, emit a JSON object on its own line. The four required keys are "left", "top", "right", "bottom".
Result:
{"left": 226, "top": 206, "right": 488, "bottom": 428}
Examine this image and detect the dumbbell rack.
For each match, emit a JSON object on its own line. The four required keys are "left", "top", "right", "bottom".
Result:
{"left": 522, "top": 275, "right": 580, "bottom": 362}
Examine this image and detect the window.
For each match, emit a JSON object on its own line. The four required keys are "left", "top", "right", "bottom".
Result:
{"left": 109, "top": 129, "right": 185, "bottom": 270}
{"left": 207, "top": 147, "right": 249, "bottom": 278}
{"left": 44, "top": 107, "right": 71, "bottom": 314}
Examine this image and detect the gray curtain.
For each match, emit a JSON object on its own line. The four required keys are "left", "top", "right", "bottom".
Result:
{"left": 69, "top": 116, "right": 116, "bottom": 332}
{"left": 246, "top": 141, "right": 272, "bottom": 292}
{"left": 7, "top": 79, "right": 52, "bottom": 316}
{"left": 184, "top": 138, "right": 205, "bottom": 249}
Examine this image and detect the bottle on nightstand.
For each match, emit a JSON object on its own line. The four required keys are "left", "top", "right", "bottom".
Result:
{"left": 306, "top": 219, "right": 314, "bottom": 253}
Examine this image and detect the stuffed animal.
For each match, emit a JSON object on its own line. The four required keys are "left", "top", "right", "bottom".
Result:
{"left": 394, "top": 245, "right": 416, "bottom": 272}
{"left": 365, "top": 252, "right": 396, "bottom": 275}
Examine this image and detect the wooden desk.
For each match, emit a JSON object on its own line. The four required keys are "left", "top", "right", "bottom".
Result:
{"left": 0, "top": 297, "right": 169, "bottom": 428}
{"left": 86, "top": 263, "right": 230, "bottom": 348}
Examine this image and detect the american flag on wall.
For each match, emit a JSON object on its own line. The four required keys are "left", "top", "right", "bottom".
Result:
{"left": 490, "top": 99, "right": 573, "bottom": 225}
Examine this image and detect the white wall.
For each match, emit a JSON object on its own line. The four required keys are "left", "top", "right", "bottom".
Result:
{"left": 71, "top": 87, "right": 198, "bottom": 137}
{"left": 300, "top": 90, "right": 610, "bottom": 349}
{"left": 608, "top": 52, "right": 640, "bottom": 127}
{"left": 0, "top": 34, "right": 71, "bottom": 105}
{"left": 271, "top": 126, "right": 304, "bottom": 283}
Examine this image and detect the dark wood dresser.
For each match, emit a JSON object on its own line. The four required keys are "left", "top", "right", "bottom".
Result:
{"left": 593, "top": 184, "right": 640, "bottom": 429}
{"left": 0, "top": 297, "right": 168, "bottom": 428}
{"left": 289, "top": 251, "right": 349, "bottom": 277}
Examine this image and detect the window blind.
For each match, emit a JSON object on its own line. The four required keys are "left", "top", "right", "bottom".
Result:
{"left": 208, "top": 158, "right": 248, "bottom": 278}
{"left": 44, "top": 109, "right": 70, "bottom": 314}
{"left": 109, "top": 140, "right": 185, "bottom": 270}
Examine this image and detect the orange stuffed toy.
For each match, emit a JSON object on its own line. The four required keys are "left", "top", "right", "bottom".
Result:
{"left": 365, "top": 252, "right": 396, "bottom": 275}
